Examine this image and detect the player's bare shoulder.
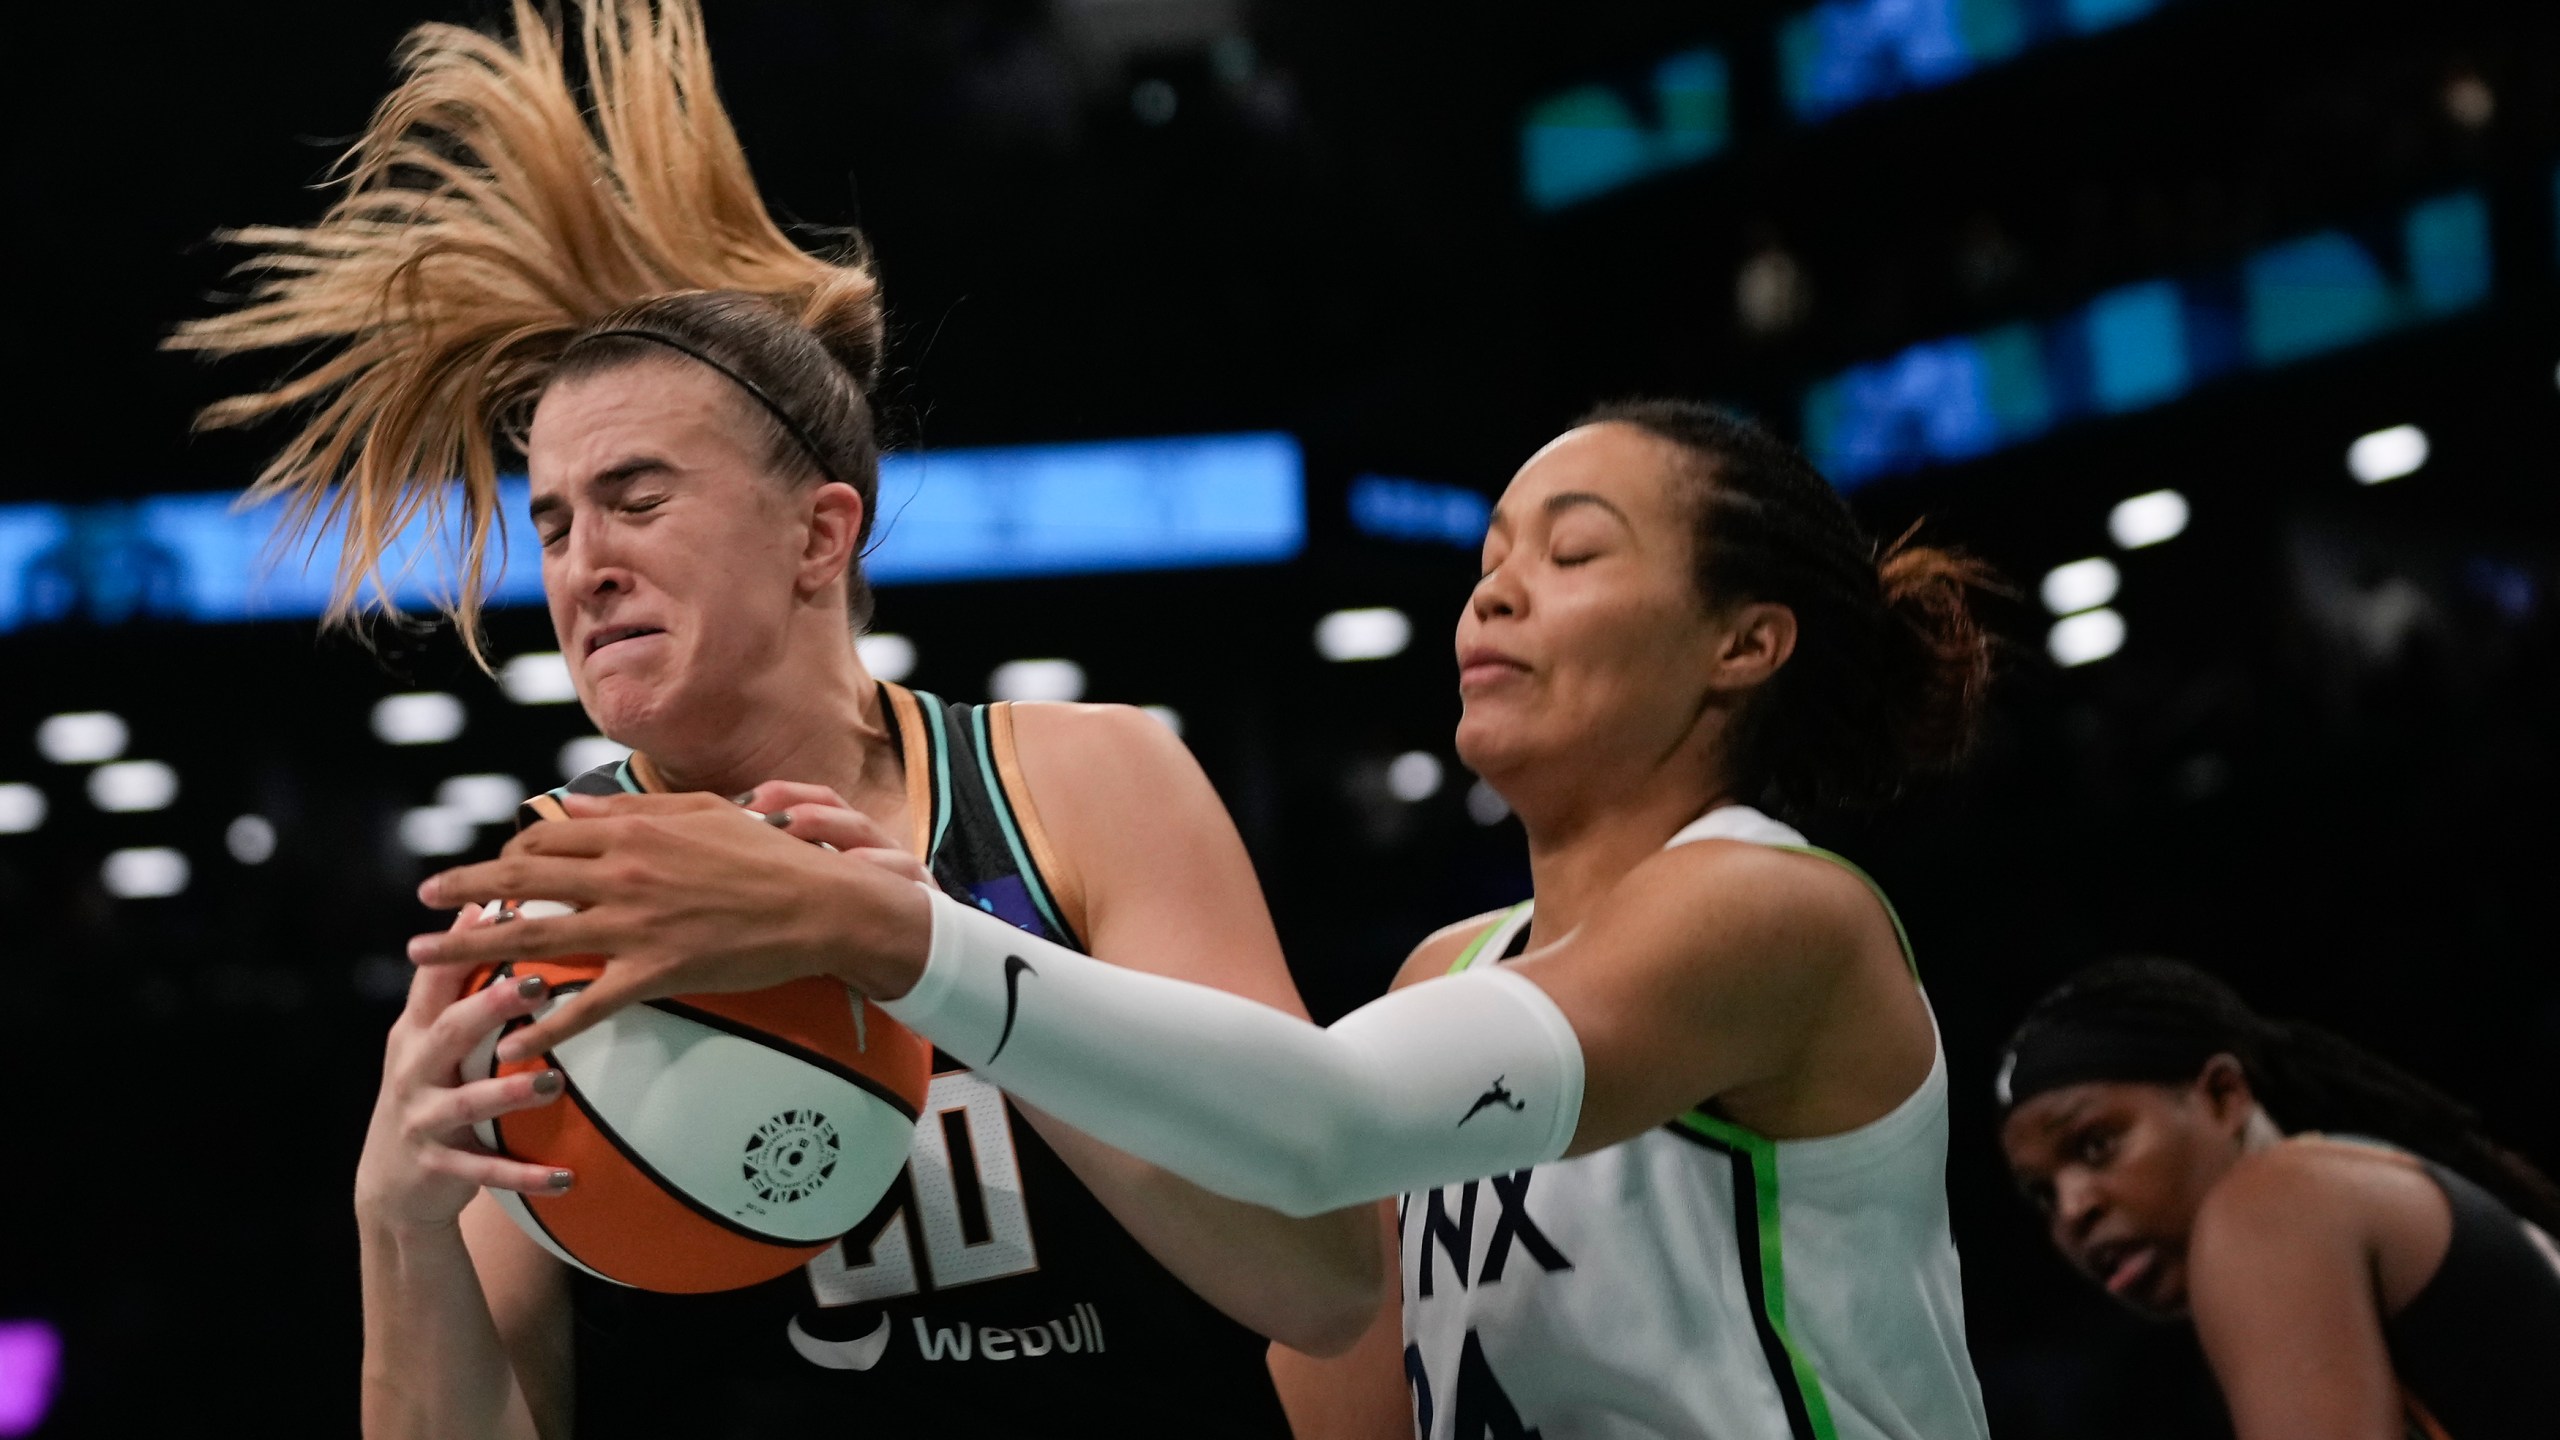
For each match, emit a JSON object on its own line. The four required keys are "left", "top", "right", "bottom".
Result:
{"left": 1002, "top": 701, "right": 1205, "bottom": 815}
{"left": 1616, "top": 837, "right": 1896, "bottom": 985}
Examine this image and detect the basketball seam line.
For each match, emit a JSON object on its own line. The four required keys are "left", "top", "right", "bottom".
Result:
{"left": 644, "top": 996, "right": 923, "bottom": 1122}
{"left": 524, "top": 983, "right": 826, "bottom": 1253}
{"left": 552, "top": 1066, "right": 824, "bottom": 1252}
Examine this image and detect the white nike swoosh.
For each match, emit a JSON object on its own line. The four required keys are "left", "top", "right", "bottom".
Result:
{"left": 787, "top": 1311, "right": 892, "bottom": 1371}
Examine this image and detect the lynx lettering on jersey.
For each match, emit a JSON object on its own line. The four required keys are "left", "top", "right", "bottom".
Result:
{"left": 1409, "top": 1170, "right": 1573, "bottom": 1298}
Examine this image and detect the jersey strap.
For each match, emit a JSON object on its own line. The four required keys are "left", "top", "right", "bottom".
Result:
{"left": 517, "top": 752, "right": 644, "bottom": 828}
{"left": 1767, "top": 845, "right": 1918, "bottom": 981}
{"left": 880, "top": 682, "right": 956, "bottom": 861}
{"left": 969, "top": 703, "right": 1085, "bottom": 946}
{"left": 1446, "top": 902, "right": 1533, "bottom": 976}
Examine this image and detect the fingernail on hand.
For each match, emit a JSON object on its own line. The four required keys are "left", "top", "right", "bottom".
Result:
{"left": 532, "top": 1069, "right": 563, "bottom": 1096}
{"left": 549, "top": 1170, "right": 574, "bottom": 1192}
{"left": 416, "top": 879, "right": 441, "bottom": 906}
{"left": 516, "top": 975, "right": 548, "bottom": 1001}
{"left": 407, "top": 934, "right": 441, "bottom": 963}
{"left": 730, "top": 790, "right": 757, "bottom": 805}
{"left": 764, "top": 810, "right": 794, "bottom": 828}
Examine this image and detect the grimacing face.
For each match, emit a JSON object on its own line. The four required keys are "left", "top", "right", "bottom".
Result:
{"left": 1998, "top": 1069, "right": 2256, "bottom": 1318}
{"left": 1454, "top": 423, "right": 1736, "bottom": 792}
{"left": 524, "top": 359, "right": 845, "bottom": 756}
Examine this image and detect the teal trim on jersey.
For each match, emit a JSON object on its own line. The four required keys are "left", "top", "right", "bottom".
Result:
{"left": 1675, "top": 1110, "right": 1845, "bottom": 1440}
{"left": 1767, "top": 844, "right": 1917, "bottom": 980}
{"left": 913, "top": 689, "right": 957, "bottom": 860}
{"left": 969, "top": 704, "right": 1071, "bottom": 941}
{"left": 537, "top": 756, "right": 645, "bottom": 811}
{"left": 1447, "top": 903, "right": 1531, "bottom": 975}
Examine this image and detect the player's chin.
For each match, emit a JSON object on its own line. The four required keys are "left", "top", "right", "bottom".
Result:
{"left": 2111, "top": 1257, "right": 2191, "bottom": 1321}
{"left": 1454, "top": 701, "right": 1534, "bottom": 767}
{"left": 582, "top": 672, "right": 677, "bottom": 743}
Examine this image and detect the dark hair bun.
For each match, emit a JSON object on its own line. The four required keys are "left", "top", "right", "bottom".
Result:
{"left": 1877, "top": 533, "right": 1997, "bottom": 780}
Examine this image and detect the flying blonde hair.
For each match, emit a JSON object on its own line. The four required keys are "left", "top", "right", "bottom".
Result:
{"left": 167, "top": 0, "right": 884, "bottom": 658}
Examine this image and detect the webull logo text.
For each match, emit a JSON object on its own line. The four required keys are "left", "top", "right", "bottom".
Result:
{"left": 912, "top": 1302, "right": 1106, "bottom": 1362}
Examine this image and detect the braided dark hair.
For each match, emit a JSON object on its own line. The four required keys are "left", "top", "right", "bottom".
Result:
{"left": 2002, "top": 958, "right": 2560, "bottom": 1235}
{"left": 1577, "top": 399, "right": 1997, "bottom": 813}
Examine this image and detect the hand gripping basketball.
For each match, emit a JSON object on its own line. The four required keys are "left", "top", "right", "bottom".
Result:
{"left": 447, "top": 892, "right": 932, "bottom": 1292}
{"left": 410, "top": 790, "right": 936, "bottom": 1064}
{"left": 354, "top": 902, "right": 574, "bottom": 1235}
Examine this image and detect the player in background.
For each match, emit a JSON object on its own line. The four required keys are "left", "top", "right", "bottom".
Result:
{"left": 170, "top": 3, "right": 1381, "bottom": 1434}
{"left": 428, "top": 402, "right": 2002, "bottom": 1439}
{"left": 1995, "top": 958, "right": 2560, "bottom": 1440}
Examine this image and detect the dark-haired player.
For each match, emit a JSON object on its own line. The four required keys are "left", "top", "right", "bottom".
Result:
{"left": 431, "top": 401, "right": 2003, "bottom": 1438}
{"left": 1997, "top": 958, "right": 2560, "bottom": 1440}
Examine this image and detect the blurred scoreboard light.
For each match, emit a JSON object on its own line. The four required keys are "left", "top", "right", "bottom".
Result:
{"left": 0, "top": 506, "right": 69, "bottom": 634}
{"left": 1348, "top": 475, "right": 1492, "bottom": 548}
{"left": 1522, "top": 49, "right": 1730, "bottom": 211}
{"left": 1780, "top": 0, "right": 2173, "bottom": 124}
{"left": 0, "top": 433, "right": 1306, "bottom": 634}
{"left": 0, "top": 483, "right": 550, "bottom": 632}
{"left": 867, "top": 432, "right": 1304, "bottom": 584}
{"left": 1805, "top": 189, "right": 2492, "bottom": 488}
{"left": 138, "top": 482, "right": 551, "bottom": 623}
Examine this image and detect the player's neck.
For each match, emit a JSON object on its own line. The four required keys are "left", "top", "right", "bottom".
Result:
{"left": 634, "top": 648, "right": 902, "bottom": 820}
{"left": 1518, "top": 778, "right": 1735, "bottom": 946}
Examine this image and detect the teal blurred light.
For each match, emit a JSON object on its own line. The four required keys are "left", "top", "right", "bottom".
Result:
{"left": 1521, "top": 49, "right": 1728, "bottom": 211}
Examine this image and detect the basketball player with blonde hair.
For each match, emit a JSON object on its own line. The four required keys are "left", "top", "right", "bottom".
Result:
{"left": 172, "top": 3, "right": 1382, "bottom": 1434}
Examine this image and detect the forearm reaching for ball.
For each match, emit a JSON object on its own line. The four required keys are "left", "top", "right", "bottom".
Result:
{"left": 355, "top": 906, "right": 575, "bottom": 1440}
{"left": 883, "top": 886, "right": 1584, "bottom": 1216}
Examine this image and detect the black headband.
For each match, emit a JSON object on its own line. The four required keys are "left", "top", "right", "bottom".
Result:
{"left": 1993, "top": 1016, "right": 2229, "bottom": 1113}
{"left": 569, "top": 328, "right": 846, "bottom": 486}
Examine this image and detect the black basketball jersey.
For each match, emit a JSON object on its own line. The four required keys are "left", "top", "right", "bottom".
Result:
{"left": 2383, "top": 1159, "right": 2560, "bottom": 1440}
{"left": 517, "top": 684, "right": 1290, "bottom": 1438}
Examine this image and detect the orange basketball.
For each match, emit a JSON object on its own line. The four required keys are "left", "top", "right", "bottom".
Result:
{"left": 461, "top": 917, "right": 931, "bottom": 1294}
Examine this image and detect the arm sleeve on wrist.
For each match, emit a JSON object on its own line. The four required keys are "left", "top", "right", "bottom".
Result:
{"left": 878, "top": 886, "right": 1585, "bottom": 1217}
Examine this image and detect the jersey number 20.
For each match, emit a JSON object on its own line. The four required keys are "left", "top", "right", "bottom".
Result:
{"left": 805, "top": 1071, "right": 1039, "bottom": 1305}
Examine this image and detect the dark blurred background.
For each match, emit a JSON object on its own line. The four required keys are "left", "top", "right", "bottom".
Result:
{"left": 3, "top": 0, "right": 2555, "bottom": 1434}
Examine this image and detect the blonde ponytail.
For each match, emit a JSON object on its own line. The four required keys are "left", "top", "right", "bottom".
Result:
{"left": 166, "top": 0, "right": 883, "bottom": 657}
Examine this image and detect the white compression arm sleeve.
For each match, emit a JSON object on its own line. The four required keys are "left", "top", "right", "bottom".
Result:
{"left": 878, "top": 887, "right": 1584, "bottom": 1218}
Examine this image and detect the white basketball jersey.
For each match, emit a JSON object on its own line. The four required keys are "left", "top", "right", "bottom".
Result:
{"left": 1399, "top": 806, "right": 1989, "bottom": 1440}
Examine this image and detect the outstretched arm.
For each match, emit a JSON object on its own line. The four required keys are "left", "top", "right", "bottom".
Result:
{"left": 872, "top": 839, "right": 1901, "bottom": 1215}
{"left": 413, "top": 753, "right": 1911, "bottom": 1254}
